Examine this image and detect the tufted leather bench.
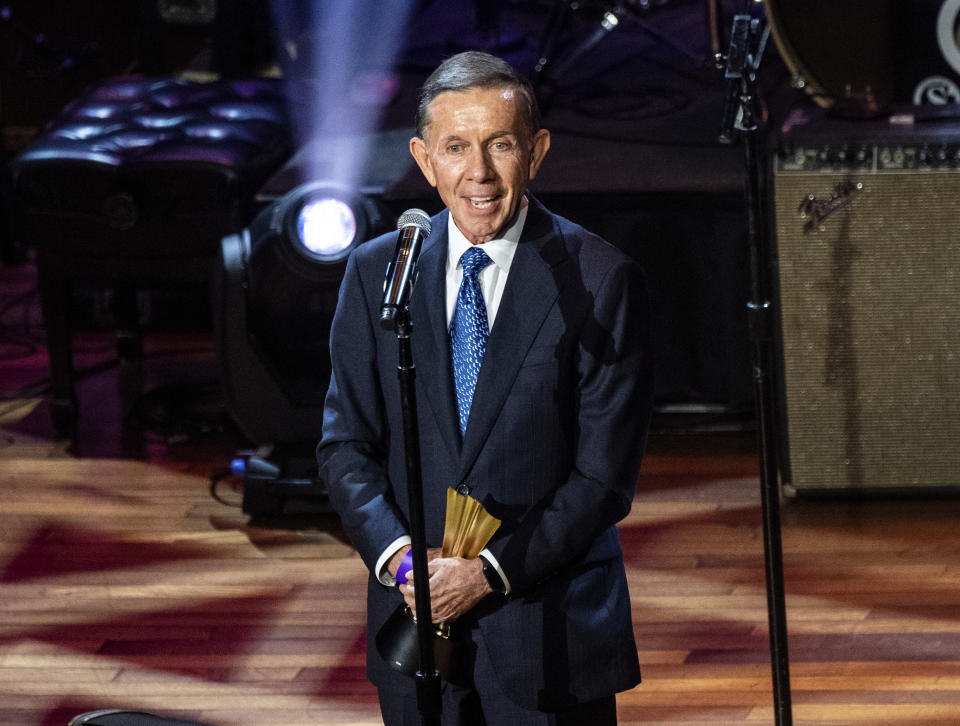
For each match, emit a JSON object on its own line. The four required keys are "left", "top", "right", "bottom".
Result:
{"left": 11, "top": 76, "right": 292, "bottom": 438}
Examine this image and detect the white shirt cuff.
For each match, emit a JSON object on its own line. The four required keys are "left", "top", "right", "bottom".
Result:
{"left": 376, "top": 536, "right": 412, "bottom": 586}
{"left": 480, "top": 547, "right": 511, "bottom": 595}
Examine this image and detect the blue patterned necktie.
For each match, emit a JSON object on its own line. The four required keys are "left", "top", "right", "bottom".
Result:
{"left": 451, "top": 246, "right": 493, "bottom": 435}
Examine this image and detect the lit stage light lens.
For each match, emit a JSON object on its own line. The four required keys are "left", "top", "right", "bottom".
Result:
{"left": 296, "top": 197, "right": 357, "bottom": 257}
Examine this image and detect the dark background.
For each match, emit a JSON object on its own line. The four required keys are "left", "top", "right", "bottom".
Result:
{"left": 3, "top": 0, "right": 954, "bottom": 429}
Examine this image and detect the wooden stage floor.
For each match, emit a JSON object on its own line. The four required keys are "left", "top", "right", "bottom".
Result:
{"left": 2, "top": 272, "right": 960, "bottom": 725}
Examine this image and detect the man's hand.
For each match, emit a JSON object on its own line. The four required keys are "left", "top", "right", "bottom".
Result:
{"left": 400, "top": 548, "right": 492, "bottom": 623}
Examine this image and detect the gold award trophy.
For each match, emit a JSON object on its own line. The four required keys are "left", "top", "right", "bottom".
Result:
{"left": 376, "top": 488, "right": 501, "bottom": 679}
{"left": 441, "top": 486, "right": 502, "bottom": 559}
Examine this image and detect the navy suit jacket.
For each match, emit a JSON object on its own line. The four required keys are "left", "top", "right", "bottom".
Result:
{"left": 316, "top": 195, "right": 653, "bottom": 710}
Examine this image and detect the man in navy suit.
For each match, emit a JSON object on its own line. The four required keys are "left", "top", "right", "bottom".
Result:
{"left": 317, "top": 51, "right": 654, "bottom": 725}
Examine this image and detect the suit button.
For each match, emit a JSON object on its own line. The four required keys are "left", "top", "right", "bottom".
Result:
{"left": 456, "top": 483, "right": 471, "bottom": 495}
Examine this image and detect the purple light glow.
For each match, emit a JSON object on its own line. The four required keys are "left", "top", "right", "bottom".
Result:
{"left": 266, "top": 0, "right": 415, "bottom": 188}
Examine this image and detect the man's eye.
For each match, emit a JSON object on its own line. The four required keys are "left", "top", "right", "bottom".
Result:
{"left": 492, "top": 141, "right": 510, "bottom": 151}
{"left": 448, "top": 144, "right": 462, "bottom": 153}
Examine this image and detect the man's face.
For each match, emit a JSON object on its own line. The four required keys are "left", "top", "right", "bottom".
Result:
{"left": 410, "top": 86, "right": 550, "bottom": 245}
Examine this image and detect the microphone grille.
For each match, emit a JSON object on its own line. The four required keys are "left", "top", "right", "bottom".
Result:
{"left": 397, "top": 208, "right": 432, "bottom": 236}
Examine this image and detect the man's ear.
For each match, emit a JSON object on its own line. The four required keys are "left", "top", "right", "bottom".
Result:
{"left": 409, "top": 136, "right": 437, "bottom": 188}
{"left": 527, "top": 128, "right": 551, "bottom": 180}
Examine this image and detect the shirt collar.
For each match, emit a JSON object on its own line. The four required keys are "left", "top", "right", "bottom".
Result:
{"left": 446, "top": 196, "right": 529, "bottom": 273}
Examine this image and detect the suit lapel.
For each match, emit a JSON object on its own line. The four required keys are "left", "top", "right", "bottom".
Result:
{"left": 457, "top": 198, "right": 565, "bottom": 478}
{"left": 409, "top": 210, "right": 461, "bottom": 461}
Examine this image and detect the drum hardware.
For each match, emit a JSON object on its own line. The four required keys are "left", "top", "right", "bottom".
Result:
{"left": 763, "top": 0, "right": 895, "bottom": 117}
{"left": 531, "top": 0, "right": 697, "bottom": 109}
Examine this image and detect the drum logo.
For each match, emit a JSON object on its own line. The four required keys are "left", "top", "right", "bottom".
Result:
{"left": 913, "top": 75, "right": 960, "bottom": 104}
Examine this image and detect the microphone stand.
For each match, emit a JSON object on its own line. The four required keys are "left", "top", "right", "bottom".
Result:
{"left": 393, "top": 306, "right": 443, "bottom": 726}
{"left": 718, "top": 8, "right": 793, "bottom": 726}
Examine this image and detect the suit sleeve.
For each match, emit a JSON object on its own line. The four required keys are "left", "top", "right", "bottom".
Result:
{"left": 486, "top": 256, "right": 654, "bottom": 595}
{"left": 315, "top": 252, "right": 409, "bottom": 575}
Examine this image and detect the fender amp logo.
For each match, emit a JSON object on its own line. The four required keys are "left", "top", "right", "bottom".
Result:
{"left": 797, "top": 181, "right": 862, "bottom": 234}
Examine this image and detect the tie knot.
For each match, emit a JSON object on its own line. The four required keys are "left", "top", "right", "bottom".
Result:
{"left": 460, "top": 246, "right": 492, "bottom": 277}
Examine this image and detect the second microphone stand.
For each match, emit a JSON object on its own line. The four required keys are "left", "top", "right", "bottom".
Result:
{"left": 719, "top": 9, "right": 793, "bottom": 726}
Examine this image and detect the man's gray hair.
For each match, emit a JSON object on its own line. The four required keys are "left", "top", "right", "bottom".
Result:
{"left": 415, "top": 51, "right": 541, "bottom": 140}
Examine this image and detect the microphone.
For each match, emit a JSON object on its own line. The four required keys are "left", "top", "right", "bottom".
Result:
{"left": 379, "top": 208, "right": 432, "bottom": 330}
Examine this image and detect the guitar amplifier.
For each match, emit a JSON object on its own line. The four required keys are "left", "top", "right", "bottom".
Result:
{"left": 773, "top": 109, "right": 960, "bottom": 493}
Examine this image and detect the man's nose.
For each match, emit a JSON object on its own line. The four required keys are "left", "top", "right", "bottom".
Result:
{"left": 465, "top": 146, "right": 495, "bottom": 181}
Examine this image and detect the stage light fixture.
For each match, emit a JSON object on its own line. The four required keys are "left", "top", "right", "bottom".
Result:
{"left": 212, "top": 181, "right": 385, "bottom": 517}
{"left": 296, "top": 197, "right": 357, "bottom": 258}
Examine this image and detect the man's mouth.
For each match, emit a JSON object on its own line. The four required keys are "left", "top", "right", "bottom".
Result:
{"left": 468, "top": 195, "right": 498, "bottom": 210}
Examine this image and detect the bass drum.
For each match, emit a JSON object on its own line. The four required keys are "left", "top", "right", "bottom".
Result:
{"left": 764, "top": 0, "right": 896, "bottom": 116}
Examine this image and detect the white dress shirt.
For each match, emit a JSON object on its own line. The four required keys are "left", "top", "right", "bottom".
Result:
{"left": 443, "top": 197, "right": 527, "bottom": 330}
